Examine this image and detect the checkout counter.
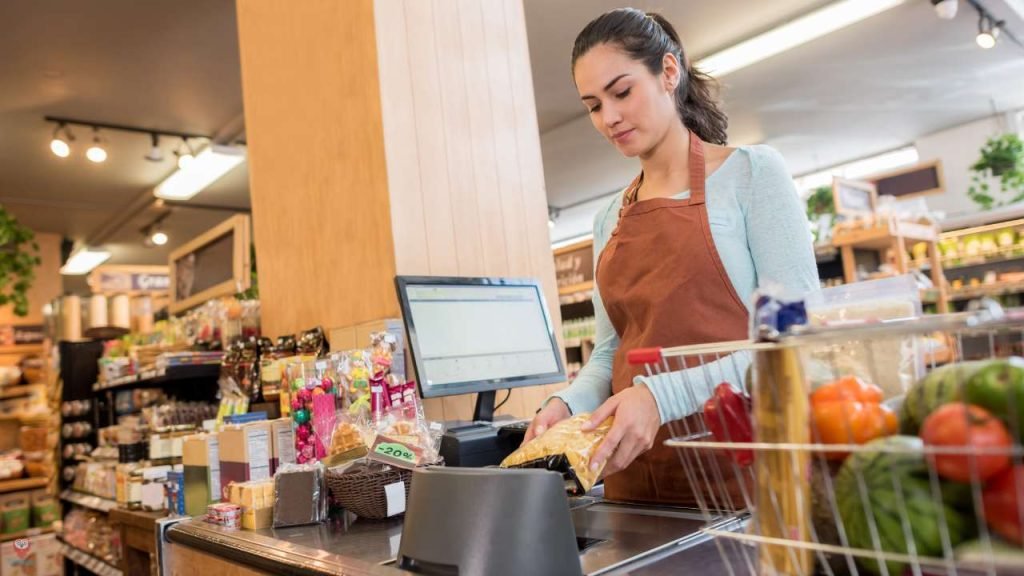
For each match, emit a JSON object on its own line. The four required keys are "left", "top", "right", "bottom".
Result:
{"left": 157, "top": 490, "right": 744, "bottom": 575}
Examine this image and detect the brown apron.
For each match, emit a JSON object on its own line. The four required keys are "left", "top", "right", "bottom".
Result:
{"left": 596, "top": 131, "right": 750, "bottom": 505}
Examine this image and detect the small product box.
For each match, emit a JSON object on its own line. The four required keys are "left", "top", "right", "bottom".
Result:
{"left": 218, "top": 421, "right": 271, "bottom": 501}
{"left": 0, "top": 493, "right": 30, "bottom": 535}
{"left": 166, "top": 468, "right": 186, "bottom": 516}
{"left": 270, "top": 418, "right": 296, "bottom": 474}
{"left": 30, "top": 490, "right": 58, "bottom": 527}
{"left": 183, "top": 433, "right": 221, "bottom": 516}
{"left": 227, "top": 479, "right": 275, "bottom": 530}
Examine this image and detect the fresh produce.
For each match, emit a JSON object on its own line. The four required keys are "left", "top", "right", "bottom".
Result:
{"left": 982, "top": 465, "right": 1024, "bottom": 545}
{"left": 965, "top": 357, "right": 1024, "bottom": 441}
{"left": 900, "top": 361, "right": 987, "bottom": 435}
{"left": 703, "top": 383, "right": 753, "bottom": 466}
{"left": 836, "top": 436, "right": 973, "bottom": 576}
{"left": 811, "top": 376, "right": 897, "bottom": 460}
{"left": 920, "top": 403, "right": 1012, "bottom": 483}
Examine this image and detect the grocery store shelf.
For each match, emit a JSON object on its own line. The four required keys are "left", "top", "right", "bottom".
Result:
{"left": 60, "top": 542, "right": 122, "bottom": 576}
{"left": 0, "top": 477, "right": 47, "bottom": 494}
{"left": 948, "top": 280, "right": 1024, "bottom": 302}
{"left": 0, "top": 524, "right": 54, "bottom": 543}
{"left": 61, "top": 490, "right": 118, "bottom": 513}
{"left": 93, "top": 362, "right": 221, "bottom": 392}
{"left": 0, "top": 344, "right": 43, "bottom": 355}
{"left": 0, "top": 413, "right": 50, "bottom": 424}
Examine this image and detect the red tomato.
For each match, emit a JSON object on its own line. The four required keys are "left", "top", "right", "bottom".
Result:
{"left": 920, "top": 403, "right": 1013, "bottom": 483}
{"left": 983, "top": 465, "right": 1024, "bottom": 545}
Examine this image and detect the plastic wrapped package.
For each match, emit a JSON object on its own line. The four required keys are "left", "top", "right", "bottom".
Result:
{"left": 500, "top": 414, "right": 613, "bottom": 495}
{"left": 273, "top": 462, "right": 327, "bottom": 528}
{"left": 802, "top": 275, "right": 923, "bottom": 398}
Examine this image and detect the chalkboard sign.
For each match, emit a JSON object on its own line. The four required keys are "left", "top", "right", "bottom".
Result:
{"left": 869, "top": 160, "right": 945, "bottom": 198}
{"left": 554, "top": 240, "right": 594, "bottom": 293}
{"left": 832, "top": 178, "right": 877, "bottom": 217}
{"left": 169, "top": 214, "right": 251, "bottom": 314}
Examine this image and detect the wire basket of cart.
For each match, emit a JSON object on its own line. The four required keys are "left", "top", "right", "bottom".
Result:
{"left": 628, "top": 308, "right": 1024, "bottom": 575}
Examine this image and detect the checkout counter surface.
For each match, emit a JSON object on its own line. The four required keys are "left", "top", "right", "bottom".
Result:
{"left": 164, "top": 498, "right": 740, "bottom": 575}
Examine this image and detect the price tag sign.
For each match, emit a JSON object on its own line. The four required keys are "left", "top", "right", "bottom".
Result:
{"left": 368, "top": 435, "right": 423, "bottom": 469}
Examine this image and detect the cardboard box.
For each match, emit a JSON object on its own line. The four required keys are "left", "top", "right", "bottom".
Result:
{"left": 227, "top": 479, "right": 274, "bottom": 530}
{"left": 219, "top": 422, "right": 271, "bottom": 500}
{"left": 183, "top": 434, "right": 221, "bottom": 516}
{"left": 30, "top": 490, "right": 57, "bottom": 527}
{"left": 270, "top": 418, "right": 295, "bottom": 474}
{"left": 0, "top": 493, "right": 30, "bottom": 535}
{"left": 1, "top": 533, "right": 60, "bottom": 576}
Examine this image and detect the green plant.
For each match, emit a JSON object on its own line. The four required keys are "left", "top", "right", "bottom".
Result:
{"left": 805, "top": 185, "right": 835, "bottom": 220}
{"left": 0, "top": 206, "right": 41, "bottom": 316}
{"left": 968, "top": 134, "right": 1024, "bottom": 210}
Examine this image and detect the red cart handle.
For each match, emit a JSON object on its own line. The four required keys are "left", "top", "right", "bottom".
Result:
{"left": 627, "top": 347, "right": 663, "bottom": 366}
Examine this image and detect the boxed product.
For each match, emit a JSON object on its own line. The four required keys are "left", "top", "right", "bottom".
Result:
{"left": 183, "top": 433, "right": 221, "bottom": 516}
{"left": 30, "top": 490, "right": 58, "bottom": 527}
{"left": 0, "top": 493, "right": 30, "bottom": 535}
{"left": 272, "top": 463, "right": 326, "bottom": 528}
{"left": 218, "top": 421, "right": 271, "bottom": 501}
{"left": 270, "top": 418, "right": 295, "bottom": 474}
{"left": 227, "top": 479, "right": 274, "bottom": 530}
{"left": 0, "top": 532, "right": 61, "bottom": 576}
{"left": 140, "top": 465, "right": 172, "bottom": 512}
{"left": 166, "top": 469, "right": 185, "bottom": 516}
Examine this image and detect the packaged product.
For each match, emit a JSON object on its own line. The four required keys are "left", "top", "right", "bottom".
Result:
{"left": 272, "top": 463, "right": 327, "bottom": 528}
{"left": 500, "top": 413, "right": 614, "bottom": 495}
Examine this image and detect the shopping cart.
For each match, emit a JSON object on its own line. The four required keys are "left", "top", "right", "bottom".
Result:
{"left": 628, "top": 308, "right": 1024, "bottom": 576}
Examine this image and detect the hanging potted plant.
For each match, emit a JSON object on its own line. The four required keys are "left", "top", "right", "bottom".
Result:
{"left": 805, "top": 185, "right": 835, "bottom": 244}
{"left": 0, "top": 206, "right": 41, "bottom": 317}
{"left": 968, "top": 133, "right": 1024, "bottom": 210}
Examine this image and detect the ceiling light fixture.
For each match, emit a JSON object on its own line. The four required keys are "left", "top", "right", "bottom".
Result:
{"left": 931, "top": 0, "right": 959, "bottom": 20}
{"left": 976, "top": 13, "right": 999, "bottom": 49}
{"left": 548, "top": 206, "right": 560, "bottom": 229}
{"left": 144, "top": 133, "right": 164, "bottom": 162}
{"left": 49, "top": 123, "right": 73, "bottom": 158}
{"left": 154, "top": 144, "right": 246, "bottom": 201}
{"left": 696, "top": 0, "right": 906, "bottom": 77}
{"left": 85, "top": 128, "right": 107, "bottom": 163}
{"left": 175, "top": 138, "right": 195, "bottom": 169}
{"left": 60, "top": 247, "right": 111, "bottom": 275}
{"left": 151, "top": 230, "right": 168, "bottom": 246}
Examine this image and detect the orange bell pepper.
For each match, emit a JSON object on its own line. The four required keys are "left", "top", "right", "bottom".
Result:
{"left": 810, "top": 376, "right": 897, "bottom": 460}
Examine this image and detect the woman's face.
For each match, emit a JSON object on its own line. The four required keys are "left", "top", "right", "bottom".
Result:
{"left": 574, "top": 43, "right": 679, "bottom": 158}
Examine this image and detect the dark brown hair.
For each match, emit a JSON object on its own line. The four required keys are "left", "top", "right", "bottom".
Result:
{"left": 571, "top": 8, "right": 728, "bottom": 145}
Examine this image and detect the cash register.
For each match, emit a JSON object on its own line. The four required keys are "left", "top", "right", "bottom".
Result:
{"left": 395, "top": 275, "right": 566, "bottom": 466}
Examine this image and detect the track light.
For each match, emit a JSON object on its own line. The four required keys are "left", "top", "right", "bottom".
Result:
{"left": 144, "top": 133, "right": 164, "bottom": 162}
{"left": 85, "top": 128, "right": 107, "bottom": 163}
{"left": 931, "top": 0, "right": 958, "bottom": 20}
{"left": 151, "top": 229, "right": 168, "bottom": 246}
{"left": 175, "top": 139, "right": 195, "bottom": 169}
{"left": 977, "top": 14, "right": 999, "bottom": 49}
{"left": 49, "top": 123, "right": 72, "bottom": 158}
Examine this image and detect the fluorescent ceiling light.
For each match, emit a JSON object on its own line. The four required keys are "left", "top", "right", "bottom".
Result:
{"left": 154, "top": 144, "right": 246, "bottom": 200}
{"left": 60, "top": 248, "right": 111, "bottom": 275}
{"left": 794, "top": 146, "right": 919, "bottom": 196}
{"left": 697, "top": 0, "right": 906, "bottom": 77}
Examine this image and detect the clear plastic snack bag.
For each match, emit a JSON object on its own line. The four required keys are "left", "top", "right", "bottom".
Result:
{"left": 500, "top": 413, "right": 613, "bottom": 495}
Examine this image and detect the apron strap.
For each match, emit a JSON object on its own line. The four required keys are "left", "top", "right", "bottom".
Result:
{"left": 688, "top": 130, "right": 707, "bottom": 206}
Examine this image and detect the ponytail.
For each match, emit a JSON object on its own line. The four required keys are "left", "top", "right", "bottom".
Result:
{"left": 573, "top": 9, "right": 729, "bottom": 145}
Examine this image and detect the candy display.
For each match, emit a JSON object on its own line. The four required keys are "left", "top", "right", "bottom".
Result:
{"left": 288, "top": 359, "right": 340, "bottom": 463}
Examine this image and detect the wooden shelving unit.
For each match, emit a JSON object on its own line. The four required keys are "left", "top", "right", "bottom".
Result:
{"left": 0, "top": 476, "right": 48, "bottom": 494}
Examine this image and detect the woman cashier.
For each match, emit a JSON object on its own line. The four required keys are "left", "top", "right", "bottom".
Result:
{"left": 525, "top": 8, "right": 819, "bottom": 505}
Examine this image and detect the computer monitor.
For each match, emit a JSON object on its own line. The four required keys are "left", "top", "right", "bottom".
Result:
{"left": 395, "top": 276, "right": 565, "bottom": 422}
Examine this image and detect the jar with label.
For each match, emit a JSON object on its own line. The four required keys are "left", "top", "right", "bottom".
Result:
{"left": 127, "top": 469, "right": 144, "bottom": 510}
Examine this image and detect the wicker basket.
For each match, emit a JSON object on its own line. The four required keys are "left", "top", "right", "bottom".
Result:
{"left": 326, "top": 462, "right": 413, "bottom": 520}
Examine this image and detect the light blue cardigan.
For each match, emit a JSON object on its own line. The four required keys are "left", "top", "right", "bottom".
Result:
{"left": 550, "top": 145, "right": 820, "bottom": 423}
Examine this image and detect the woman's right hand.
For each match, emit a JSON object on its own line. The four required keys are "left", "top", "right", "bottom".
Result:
{"left": 523, "top": 397, "right": 571, "bottom": 443}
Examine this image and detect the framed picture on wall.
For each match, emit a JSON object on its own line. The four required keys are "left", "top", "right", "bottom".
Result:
{"left": 832, "top": 177, "right": 878, "bottom": 217}
{"left": 168, "top": 214, "right": 251, "bottom": 315}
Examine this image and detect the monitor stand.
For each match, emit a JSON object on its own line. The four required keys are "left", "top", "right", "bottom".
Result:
{"left": 440, "top": 391, "right": 526, "bottom": 466}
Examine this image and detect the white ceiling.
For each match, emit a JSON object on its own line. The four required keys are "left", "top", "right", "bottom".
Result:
{"left": 1, "top": 0, "right": 1023, "bottom": 268}
{"left": 526, "top": 0, "right": 1024, "bottom": 216}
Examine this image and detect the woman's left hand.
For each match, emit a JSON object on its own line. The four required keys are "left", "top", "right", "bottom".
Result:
{"left": 583, "top": 385, "right": 661, "bottom": 477}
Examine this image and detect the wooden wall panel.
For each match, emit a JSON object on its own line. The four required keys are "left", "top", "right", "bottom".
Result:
{"left": 236, "top": 0, "right": 399, "bottom": 338}
{"left": 376, "top": 0, "right": 564, "bottom": 421}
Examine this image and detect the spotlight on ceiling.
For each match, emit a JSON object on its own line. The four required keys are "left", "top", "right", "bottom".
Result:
{"left": 49, "top": 123, "right": 73, "bottom": 158}
{"left": 85, "top": 128, "right": 107, "bottom": 163}
{"left": 151, "top": 230, "right": 168, "bottom": 246}
{"left": 931, "top": 0, "right": 958, "bottom": 20}
{"left": 548, "top": 206, "right": 560, "bottom": 229}
{"left": 144, "top": 133, "right": 164, "bottom": 162}
{"left": 175, "top": 138, "right": 195, "bottom": 169}
{"left": 977, "top": 14, "right": 999, "bottom": 49}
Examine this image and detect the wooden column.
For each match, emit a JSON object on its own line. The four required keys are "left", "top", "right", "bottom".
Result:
{"left": 237, "top": 0, "right": 564, "bottom": 421}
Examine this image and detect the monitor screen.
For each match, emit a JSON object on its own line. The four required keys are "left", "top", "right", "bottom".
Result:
{"left": 395, "top": 276, "right": 565, "bottom": 399}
